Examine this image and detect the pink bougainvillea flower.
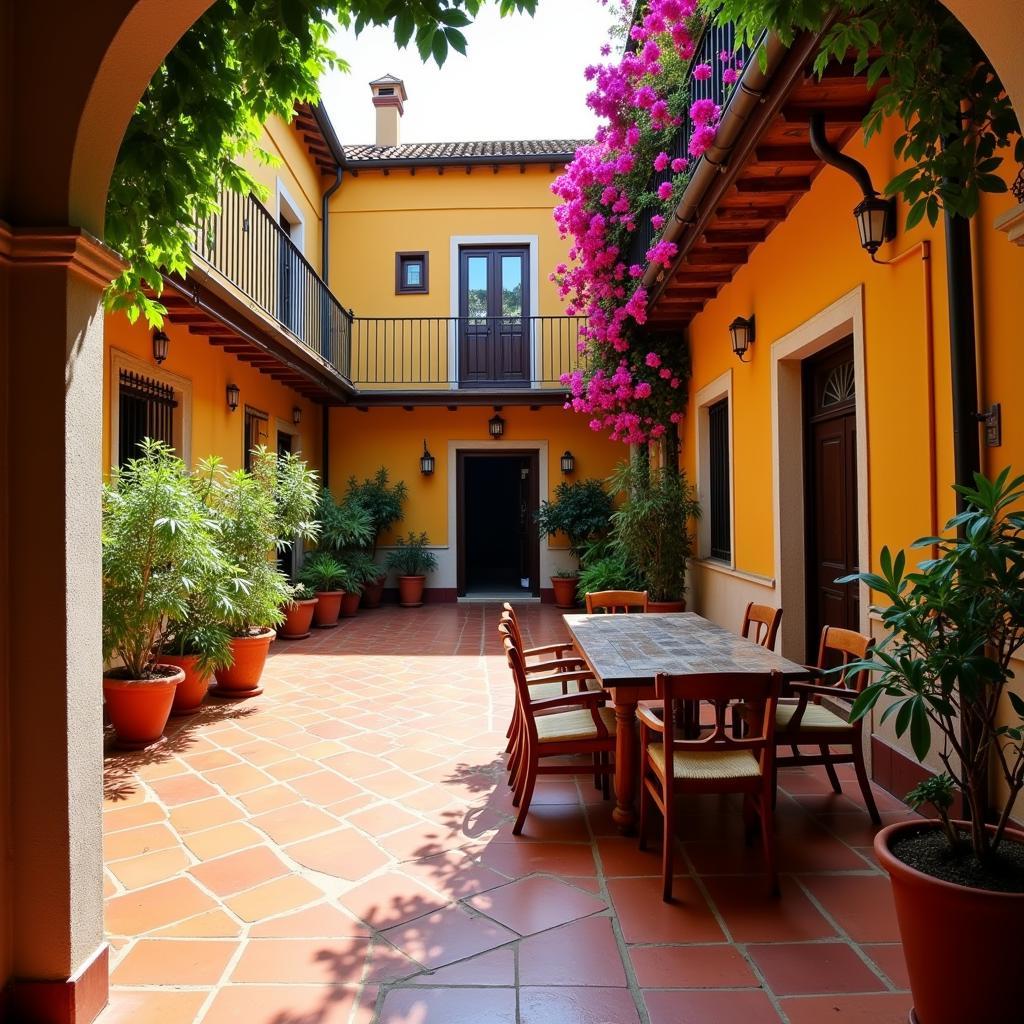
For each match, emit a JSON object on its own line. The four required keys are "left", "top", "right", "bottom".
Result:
{"left": 671, "top": 157, "right": 688, "bottom": 173}
{"left": 653, "top": 151, "right": 670, "bottom": 172}
{"left": 722, "top": 67, "right": 738, "bottom": 85}
{"left": 651, "top": 213, "right": 666, "bottom": 229}
{"left": 693, "top": 62, "right": 712, "bottom": 80}
{"left": 657, "top": 181, "right": 673, "bottom": 201}
{"left": 646, "top": 352, "right": 662, "bottom": 367}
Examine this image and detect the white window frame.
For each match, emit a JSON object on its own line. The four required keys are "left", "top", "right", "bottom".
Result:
{"left": 275, "top": 178, "right": 306, "bottom": 254}
{"left": 108, "top": 347, "right": 193, "bottom": 472}
{"left": 694, "top": 368, "right": 735, "bottom": 567}
{"left": 448, "top": 234, "right": 540, "bottom": 388}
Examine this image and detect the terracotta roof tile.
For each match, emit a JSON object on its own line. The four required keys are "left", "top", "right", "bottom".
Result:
{"left": 343, "top": 139, "right": 589, "bottom": 164}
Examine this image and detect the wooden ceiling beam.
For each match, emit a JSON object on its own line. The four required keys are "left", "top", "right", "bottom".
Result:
{"left": 684, "top": 248, "right": 749, "bottom": 266}
{"left": 754, "top": 144, "right": 819, "bottom": 164}
{"left": 780, "top": 104, "right": 866, "bottom": 127}
{"left": 715, "top": 204, "right": 789, "bottom": 222}
{"left": 703, "top": 227, "right": 767, "bottom": 245}
{"left": 734, "top": 175, "right": 811, "bottom": 194}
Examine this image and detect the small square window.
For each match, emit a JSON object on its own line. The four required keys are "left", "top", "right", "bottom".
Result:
{"left": 396, "top": 252, "right": 429, "bottom": 294}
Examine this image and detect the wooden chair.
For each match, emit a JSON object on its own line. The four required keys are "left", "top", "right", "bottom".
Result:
{"left": 774, "top": 626, "right": 880, "bottom": 824}
{"left": 741, "top": 602, "right": 783, "bottom": 650}
{"left": 638, "top": 671, "right": 782, "bottom": 901}
{"left": 585, "top": 590, "right": 649, "bottom": 614}
{"left": 501, "top": 630, "right": 615, "bottom": 834}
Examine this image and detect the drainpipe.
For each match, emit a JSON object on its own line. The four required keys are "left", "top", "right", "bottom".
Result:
{"left": 321, "top": 165, "right": 343, "bottom": 285}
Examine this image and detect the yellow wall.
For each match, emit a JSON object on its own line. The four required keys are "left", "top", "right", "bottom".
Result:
{"left": 328, "top": 164, "right": 568, "bottom": 317}
{"left": 103, "top": 313, "right": 324, "bottom": 477}
{"left": 329, "top": 405, "right": 622, "bottom": 550}
{"left": 684, "top": 122, "right": 1024, "bottom": 580}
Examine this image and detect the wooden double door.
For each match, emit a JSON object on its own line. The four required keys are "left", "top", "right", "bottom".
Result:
{"left": 458, "top": 246, "right": 530, "bottom": 387}
{"left": 804, "top": 341, "right": 860, "bottom": 658}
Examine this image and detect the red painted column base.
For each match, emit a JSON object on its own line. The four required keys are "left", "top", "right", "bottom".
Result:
{"left": 12, "top": 943, "right": 108, "bottom": 1024}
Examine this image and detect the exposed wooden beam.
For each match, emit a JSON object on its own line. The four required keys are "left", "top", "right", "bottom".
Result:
{"left": 715, "top": 204, "right": 789, "bottom": 223}
{"left": 684, "top": 249, "right": 750, "bottom": 266}
{"left": 780, "top": 104, "right": 866, "bottom": 126}
{"left": 670, "top": 269, "right": 733, "bottom": 284}
{"left": 754, "top": 144, "right": 819, "bottom": 164}
{"left": 703, "top": 228, "right": 767, "bottom": 246}
{"left": 734, "top": 176, "right": 811, "bottom": 194}
{"left": 664, "top": 285, "right": 720, "bottom": 299}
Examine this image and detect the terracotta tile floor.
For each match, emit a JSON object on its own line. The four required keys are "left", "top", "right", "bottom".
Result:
{"left": 99, "top": 603, "right": 919, "bottom": 1023}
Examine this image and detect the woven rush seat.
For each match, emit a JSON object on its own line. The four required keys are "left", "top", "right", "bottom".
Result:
{"left": 536, "top": 707, "right": 617, "bottom": 743}
{"left": 647, "top": 744, "right": 761, "bottom": 780}
{"left": 776, "top": 701, "right": 849, "bottom": 731}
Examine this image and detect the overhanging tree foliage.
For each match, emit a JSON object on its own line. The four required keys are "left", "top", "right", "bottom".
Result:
{"left": 106, "top": 0, "right": 538, "bottom": 326}
{"left": 704, "top": 0, "right": 1022, "bottom": 229}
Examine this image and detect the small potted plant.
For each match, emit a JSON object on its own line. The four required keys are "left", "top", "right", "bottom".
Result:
{"left": 608, "top": 457, "right": 700, "bottom": 611}
{"left": 346, "top": 469, "right": 407, "bottom": 607}
{"left": 278, "top": 582, "right": 317, "bottom": 639}
{"left": 846, "top": 469, "right": 1024, "bottom": 1024}
{"left": 385, "top": 531, "right": 438, "bottom": 607}
{"left": 339, "top": 550, "right": 380, "bottom": 617}
{"left": 536, "top": 479, "right": 614, "bottom": 608}
{"left": 102, "top": 440, "right": 223, "bottom": 746}
{"left": 300, "top": 553, "right": 349, "bottom": 628}
{"left": 200, "top": 448, "right": 319, "bottom": 696}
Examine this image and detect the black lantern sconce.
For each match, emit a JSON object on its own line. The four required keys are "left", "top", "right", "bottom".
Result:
{"left": 420, "top": 439, "right": 435, "bottom": 476}
{"left": 292, "top": 405, "right": 302, "bottom": 426}
{"left": 809, "top": 110, "right": 896, "bottom": 259}
{"left": 560, "top": 450, "right": 575, "bottom": 474}
{"left": 226, "top": 383, "right": 240, "bottom": 412}
{"left": 729, "top": 315, "right": 755, "bottom": 362}
{"left": 488, "top": 412, "right": 505, "bottom": 439}
{"left": 152, "top": 328, "right": 170, "bottom": 365}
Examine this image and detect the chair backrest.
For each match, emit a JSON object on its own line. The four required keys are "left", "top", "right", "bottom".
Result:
{"left": 741, "top": 602, "right": 783, "bottom": 651}
{"left": 500, "top": 605, "right": 525, "bottom": 651}
{"left": 652, "top": 671, "right": 783, "bottom": 774}
{"left": 814, "top": 626, "right": 875, "bottom": 692}
{"left": 499, "top": 625, "right": 540, "bottom": 742}
{"left": 585, "top": 590, "right": 648, "bottom": 614}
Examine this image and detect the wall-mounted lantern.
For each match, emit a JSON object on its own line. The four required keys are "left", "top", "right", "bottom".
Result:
{"left": 488, "top": 412, "right": 505, "bottom": 439}
{"left": 226, "top": 383, "right": 240, "bottom": 412}
{"left": 560, "top": 450, "right": 576, "bottom": 474}
{"left": 292, "top": 405, "right": 302, "bottom": 426}
{"left": 420, "top": 439, "right": 435, "bottom": 475}
{"left": 729, "top": 315, "right": 755, "bottom": 362}
{"left": 810, "top": 110, "right": 896, "bottom": 259}
{"left": 152, "top": 328, "right": 170, "bottom": 365}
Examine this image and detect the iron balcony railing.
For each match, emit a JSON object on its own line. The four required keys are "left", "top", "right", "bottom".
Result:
{"left": 192, "top": 189, "right": 353, "bottom": 378}
{"left": 349, "top": 316, "right": 589, "bottom": 391}
{"left": 627, "top": 19, "right": 753, "bottom": 268}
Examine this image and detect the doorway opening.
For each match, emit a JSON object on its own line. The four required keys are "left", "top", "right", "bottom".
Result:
{"left": 803, "top": 338, "right": 860, "bottom": 658}
{"left": 457, "top": 451, "right": 539, "bottom": 597}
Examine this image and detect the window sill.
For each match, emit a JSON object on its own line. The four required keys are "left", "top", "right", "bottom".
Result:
{"left": 690, "top": 558, "right": 775, "bottom": 589}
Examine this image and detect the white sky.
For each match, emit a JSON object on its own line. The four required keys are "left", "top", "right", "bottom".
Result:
{"left": 320, "top": 0, "right": 615, "bottom": 145}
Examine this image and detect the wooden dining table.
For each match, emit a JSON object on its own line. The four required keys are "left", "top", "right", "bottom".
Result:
{"left": 563, "top": 612, "right": 810, "bottom": 835}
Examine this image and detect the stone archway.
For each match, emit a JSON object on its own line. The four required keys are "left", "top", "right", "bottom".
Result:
{"left": 1, "top": 4, "right": 211, "bottom": 1020}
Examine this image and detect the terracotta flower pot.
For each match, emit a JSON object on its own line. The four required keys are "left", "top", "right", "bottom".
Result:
{"left": 313, "top": 591, "right": 342, "bottom": 628}
{"left": 103, "top": 666, "right": 183, "bottom": 749}
{"left": 648, "top": 598, "right": 686, "bottom": 613}
{"left": 397, "top": 575, "right": 426, "bottom": 607}
{"left": 279, "top": 598, "right": 316, "bottom": 639}
{"left": 875, "top": 819, "right": 1024, "bottom": 1024}
{"left": 212, "top": 629, "right": 275, "bottom": 698}
{"left": 339, "top": 590, "right": 362, "bottom": 618}
{"left": 159, "top": 652, "right": 210, "bottom": 715}
{"left": 362, "top": 577, "right": 386, "bottom": 609}
{"left": 551, "top": 575, "right": 579, "bottom": 609}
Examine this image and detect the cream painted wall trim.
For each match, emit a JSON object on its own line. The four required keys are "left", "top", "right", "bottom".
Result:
{"left": 275, "top": 177, "right": 306, "bottom": 255}
{"left": 770, "top": 285, "right": 870, "bottom": 661}
{"left": 447, "top": 234, "right": 540, "bottom": 388}
{"left": 692, "top": 558, "right": 774, "bottom": 588}
{"left": 694, "top": 368, "right": 735, "bottom": 567}
{"left": 108, "top": 347, "right": 193, "bottom": 471}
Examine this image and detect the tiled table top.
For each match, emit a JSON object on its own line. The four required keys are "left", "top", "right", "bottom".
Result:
{"left": 564, "top": 612, "right": 808, "bottom": 687}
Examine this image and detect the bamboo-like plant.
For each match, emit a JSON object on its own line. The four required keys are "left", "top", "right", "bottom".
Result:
{"left": 346, "top": 468, "right": 408, "bottom": 555}
{"left": 848, "top": 470, "right": 1024, "bottom": 861}
{"left": 102, "top": 439, "right": 231, "bottom": 678}
{"left": 299, "top": 552, "right": 350, "bottom": 593}
{"left": 197, "top": 448, "right": 320, "bottom": 635}
{"left": 385, "top": 531, "right": 438, "bottom": 577}
{"left": 535, "top": 479, "right": 615, "bottom": 574}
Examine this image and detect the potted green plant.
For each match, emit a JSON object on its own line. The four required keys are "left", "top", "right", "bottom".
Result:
{"left": 576, "top": 538, "right": 646, "bottom": 603}
{"left": 536, "top": 478, "right": 614, "bottom": 608}
{"left": 608, "top": 457, "right": 700, "bottom": 611}
{"left": 278, "top": 582, "right": 317, "bottom": 640}
{"left": 102, "top": 440, "right": 226, "bottom": 746}
{"left": 846, "top": 470, "right": 1024, "bottom": 1024}
{"left": 200, "top": 448, "right": 319, "bottom": 696}
{"left": 346, "top": 468, "right": 407, "bottom": 607}
{"left": 385, "top": 531, "right": 438, "bottom": 607}
{"left": 339, "top": 550, "right": 380, "bottom": 617}
{"left": 299, "top": 552, "right": 349, "bottom": 628}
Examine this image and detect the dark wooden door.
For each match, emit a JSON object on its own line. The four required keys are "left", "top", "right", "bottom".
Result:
{"left": 458, "top": 246, "right": 529, "bottom": 387}
{"left": 805, "top": 341, "right": 859, "bottom": 658}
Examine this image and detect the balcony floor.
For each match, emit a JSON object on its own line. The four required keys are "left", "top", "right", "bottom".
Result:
{"left": 99, "top": 604, "right": 918, "bottom": 1023}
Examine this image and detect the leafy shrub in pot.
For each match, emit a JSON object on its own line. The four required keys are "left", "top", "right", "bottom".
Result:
{"left": 385, "top": 531, "right": 438, "bottom": 607}
{"left": 102, "top": 440, "right": 230, "bottom": 745}
{"left": 846, "top": 470, "right": 1024, "bottom": 1024}
{"left": 278, "top": 582, "right": 317, "bottom": 640}
{"left": 300, "top": 552, "right": 349, "bottom": 628}
{"left": 200, "top": 448, "right": 319, "bottom": 695}
{"left": 535, "top": 478, "right": 614, "bottom": 607}
{"left": 345, "top": 468, "right": 407, "bottom": 607}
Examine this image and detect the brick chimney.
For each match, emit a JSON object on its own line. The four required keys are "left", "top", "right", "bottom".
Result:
{"left": 370, "top": 73, "right": 407, "bottom": 148}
